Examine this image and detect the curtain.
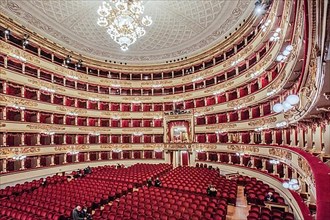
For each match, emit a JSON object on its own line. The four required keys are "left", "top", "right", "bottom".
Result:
{"left": 154, "top": 104, "right": 163, "bottom": 111}
{"left": 196, "top": 117, "right": 206, "bottom": 125}
{"left": 168, "top": 121, "right": 190, "bottom": 143}
{"left": 217, "top": 94, "right": 226, "bottom": 103}
{"left": 111, "top": 103, "right": 120, "bottom": 111}
{"left": 143, "top": 104, "right": 151, "bottom": 111}
{"left": 100, "top": 102, "right": 109, "bottom": 110}
{"left": 181, "top": 151, "right": 189, "bottom": 166}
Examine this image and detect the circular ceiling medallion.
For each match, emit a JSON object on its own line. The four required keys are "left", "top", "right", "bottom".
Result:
{"left": 0, "top": 0, "right": 255, "bottom": 64}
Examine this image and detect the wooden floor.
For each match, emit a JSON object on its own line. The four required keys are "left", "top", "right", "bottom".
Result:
{"left": 226, "top": 186, "right": 250, "bottom": 220}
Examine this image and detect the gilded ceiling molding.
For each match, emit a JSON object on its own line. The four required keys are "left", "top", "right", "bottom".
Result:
{"left": 0, "top": 0, "right": 264, "bottom": 70}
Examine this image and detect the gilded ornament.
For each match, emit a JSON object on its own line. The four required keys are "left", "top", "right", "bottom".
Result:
{"left": 268, "top": 148, "right": 292, "bottom": 160}
{"left": 248, "top": 117, "right": 277, "bottom": 127}
{"left": 26, "top": 124, "right": 65, "bottom": 131}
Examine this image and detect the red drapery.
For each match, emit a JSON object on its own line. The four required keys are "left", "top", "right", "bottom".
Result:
{"left": 168, "top": 121, "right": 190, "bottom": 143}
{"left": 181, "top": 151, "right": 189, "bottom": 166}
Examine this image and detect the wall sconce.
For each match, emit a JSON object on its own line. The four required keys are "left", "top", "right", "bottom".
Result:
{"left": 273, "top": 94, "right": 300, "bottom": 113}
{"left": 276, "top": 45, "right": 294, "bottom": 62}
{"left": 12, "top": 155, "right": 27, "bottom": 160}
{"left": 282, "top": 179, "right": 300, "bottom": 190}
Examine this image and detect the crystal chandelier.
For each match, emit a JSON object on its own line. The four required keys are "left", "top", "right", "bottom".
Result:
{"left": 97, "top": 0, "right": 152, "bottom": 51}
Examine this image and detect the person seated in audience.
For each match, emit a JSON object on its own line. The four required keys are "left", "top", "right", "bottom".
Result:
{"left": 116, "top": 163, "right": 121, "bottom": 169}
{"left": 207, "top": 184, "right": 217, "bottom": 197}
{"left": 42, "top": 178, "right": 47, "bottom": 187}
{"left": 154, "top": 177, "right": 162, "bottom": 187}
{"left": 265, "top": 192, "right": 276, "bottom": 202}
{"left": 147, "top": 178, "right": 153, "bottom": 187}
{"left": 72, "top": 206, "right": 86, "bottom": 220}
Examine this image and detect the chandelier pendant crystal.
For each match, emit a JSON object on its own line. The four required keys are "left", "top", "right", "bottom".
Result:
{"left": 97, "top": 0, "right": 152, "bottom": 51}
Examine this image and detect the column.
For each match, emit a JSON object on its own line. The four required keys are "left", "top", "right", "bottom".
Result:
{"left": 131, "top": 151, "right": 134, "bottom": 159}
{"left": 250, "top": 132, "right": 254, "bottom": 144}
{"left": 306, "top": 127, "right": 313, "bottom": 150}
{"left": 190, "top": 151, "right": 196, "bottom": 167}
{"left": 63, "top": 154, "right": 67, "bottom": 164}
{"left": 282, "top": 130, "right": 287, "bottom": 145}
{"left": 292, "top": 169, "right": 298, "bottom": 179}
{"left": 37, "top": 91, "right": 41, "bottom": 101}
{"left": 51, "top": 134, "right": 54, "bottom": 145}
{"left": 36, "top": 134, "right": 41, "bottom": 145}
{"left": 20, "top": 159, "right": 25, "bottom": 170}
{"left": 21, "top": 133, "right": 25, "bottom": 146}
{"left": 314, "top": 126, "right": 322, "bottom": 152}
{"left": 2, "top": 159, "right": 7, "bottom": 172}
{"left": 98, "top": 152, "right": 102, "bottom": 160}
{"left": 290, "top": 127, "right": 296, "bottom": 146}
{"left": 217, "top": 153, "right": 221, "bottom": 162}
{"left": 206, "top": 152, "right": 210, "bottom": 161}
{"left": 120, "top": 151, "right": 123, "bottom": 159}
{"left": 260, "top": 104, "right": 264, "bottom": 117}
{"left": 21, "top": 110, "right": 25, "bottom": 122}
{"left": 322, "top": 124, "right": 330, "bottom": 154}
{"left": 239, "top": 155, "right": 243, "bottom": 166}
{"left": 261, "top": 132, "right": 266, "bottom": 144}
{"left": 36, "top": 156, "right": 41, "bottom": 167}
{"left": 250, "top": 156, "right": 255, "bottom": 168}
{"left": 2, "top": 107, "right": 7, "bottom": 120}
{"left": 238, "top": 133, "right": 243, "bottom": 143}
{"left": 63, "top": 134, "right": 67, "bottom": 145}
{"left": 86, "top": 152, "right": 90, "bottom": 161}
{"left": 75, "top": 154, "right": 79, "bottom": 163}
{"left": 141, "top": 150, "right": 145, "bottom": 159}
{"left": 152, "top": 150, "right": 156, "bottom": 159}
{"left": 283, "top": 164, "right": 289, "bottom": 179}
{"left": 272, "top": 130, "right": 277, "bottom": 145}
{"left": 273, "top": 163, "right": 278, "bottom": 175}
{"left": 228, "top": 154, "right": 233, "bottom": 164}
{"left": 50, "top": 155, "right": 55, "bottom": 165}
{"left": 261, "top": 159, "right": 266, "bottom": 171}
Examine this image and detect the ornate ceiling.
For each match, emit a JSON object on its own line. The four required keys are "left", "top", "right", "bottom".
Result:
{"left": 0, "top": 0, "right": 254, "bottom": 65}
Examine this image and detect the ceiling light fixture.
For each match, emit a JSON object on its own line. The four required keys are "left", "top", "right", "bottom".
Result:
{"left": 97, "top": 0, "right": 152, "bottom": 51}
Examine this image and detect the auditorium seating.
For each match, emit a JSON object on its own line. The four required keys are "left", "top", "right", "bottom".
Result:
{"left": 160, "top": 166, "right": 237, "bottom": 205}
{"left": 0, "top": 164, "right": 171, "bottom": 220}
{"left": 93, "top": 187, "right": 228, "bottom": 220}
{"left": 247, "top": 205, "right": 295, "bottom": 220}
{"left": 234, "top": 175, "right": 285, "bottom": 206}
{"left": 0, "top": 175, "right": 66, "bottom": 198}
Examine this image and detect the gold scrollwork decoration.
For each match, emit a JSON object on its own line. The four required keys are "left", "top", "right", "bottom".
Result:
{"left": 205, "top": 123, "right": 237, "bottom": 130}
{"left": 227, "top": 145, "right": 259, "bottom": 153}
{"left": 269, "top": 148, "right": 292, "bottom": 160}
{"left": 248, "top": 117, "right": 277, "bottom": 127}
{"left": 227, "top": 96, "right": 255, "bottom": 108}
{"left": 26, "top": 124, "right": 65, "bottom": 131}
